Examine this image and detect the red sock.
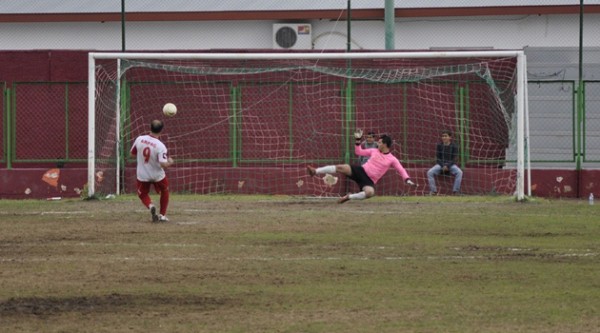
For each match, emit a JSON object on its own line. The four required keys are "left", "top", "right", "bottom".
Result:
{"left": 159, "top": 190, "right": 169, "bottom": 216}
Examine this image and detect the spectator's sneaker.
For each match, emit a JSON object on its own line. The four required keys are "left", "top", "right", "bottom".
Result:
{"left": 150, "top": 206, "right": 159, "bottom": 222}
{"left": 306, "top": 165, "right": 316, "bottom": 177}
{"left": 338, "top": 194, "right": 350, "bottom": 204}
{"left": 428, "top": 192, "right": 437, "bottom": 196}
{"left": 405, "top": 179, "right": 417, "bottom": 187}
{"left": 159, "top": 215, "right": 169, "bottom": 222}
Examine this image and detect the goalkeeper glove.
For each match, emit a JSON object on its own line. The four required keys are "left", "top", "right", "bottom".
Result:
{"left": 354, "top": 129, "right": 363, "bottom": 140}
{"left": 405, "top": 179, "right": 416, "bottom": 187}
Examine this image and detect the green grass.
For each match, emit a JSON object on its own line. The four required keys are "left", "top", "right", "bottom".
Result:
{"left": 0, "top": 195, "right": 598, "bottom": 332}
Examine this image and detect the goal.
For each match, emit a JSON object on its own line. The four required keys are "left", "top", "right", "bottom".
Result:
{"left": 88, "top": 51, "right": 529, "bottom": 200}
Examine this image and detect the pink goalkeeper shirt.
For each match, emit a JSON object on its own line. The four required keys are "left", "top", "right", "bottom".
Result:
{"left": 355, "top": 145, "right": 410, "bottom": 184}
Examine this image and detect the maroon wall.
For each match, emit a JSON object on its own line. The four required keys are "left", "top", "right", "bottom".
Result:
{"left": 2, "top": 167, "right": 598, "bottom": 200}
{"left": 0, "top": 168, "right": 87, "bottom": 199}
{"left": 0, "top": 50, "right": 88, "bottom": 83}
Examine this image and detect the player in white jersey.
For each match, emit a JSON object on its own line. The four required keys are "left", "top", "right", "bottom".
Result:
{"left": 130, "top": 119, "right": 174, "bottom": 222}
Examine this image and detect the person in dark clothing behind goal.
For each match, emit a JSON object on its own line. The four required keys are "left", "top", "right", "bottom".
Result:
{"left": 427, "top": 130, "right": 463, "bottom": 195}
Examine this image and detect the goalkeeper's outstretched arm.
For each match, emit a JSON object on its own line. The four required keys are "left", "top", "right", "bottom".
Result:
{"left": 354, "top": 129, "right": 363, "bottom": 146}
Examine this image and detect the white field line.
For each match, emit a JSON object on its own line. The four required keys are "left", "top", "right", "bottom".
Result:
{"left": 178, "top": 208, "right": 600, "bottom": 218}
{"left": 2, "top": 254, "right": 597, "bottom": 263}
{"left": 0, "top": 207, "right": 590, "bottom": 218}
{"left": 0, "top": 242, "right": 600, "bottom": 263}
{"left": 1, "top": 242, "right": 596, "bottom": 253}
{"left": 2, "top": 242, "right": 594, "bottom": 252}
{"left": 0, "top": 211, "right": 90, "bottom": 216}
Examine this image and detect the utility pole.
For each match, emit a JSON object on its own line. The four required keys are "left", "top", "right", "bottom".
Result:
{"left": 385, "top": 0, "right": 395, "bottom": 49}
{"left": 121, "top": 0, "right": 126, "bottom": 51}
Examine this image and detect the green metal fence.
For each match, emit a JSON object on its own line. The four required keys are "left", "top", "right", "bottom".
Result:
{"left": 584, "top": 81, "right": 600, "bottom": 162}
{"left": 1, "top": 82, "right": 6, "bottom": 165}
{"left": 7, "top": 82, "right": 88, "bottom": 167}
{"left": 2, "top": 80, "right": 600, "bottom": 168}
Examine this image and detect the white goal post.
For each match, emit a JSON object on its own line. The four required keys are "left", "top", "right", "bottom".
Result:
{"left": 88, "top": 51, "right": 529, "bottom": 200}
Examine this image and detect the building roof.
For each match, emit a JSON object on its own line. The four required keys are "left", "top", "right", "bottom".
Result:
{"left": 0, "top": 1, "right": 598, "bottom": 13}
{"left": 0, "top": 0, "right": 598, "bottom": 22}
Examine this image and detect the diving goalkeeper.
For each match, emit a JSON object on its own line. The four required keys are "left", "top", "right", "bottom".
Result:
{"left": 307, "top": 130, "right": 416, "bottom": 204}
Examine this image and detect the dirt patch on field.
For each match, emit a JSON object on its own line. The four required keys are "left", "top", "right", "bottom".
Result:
{"left": 0, "top": 293, "right": 233, "bottom": 317}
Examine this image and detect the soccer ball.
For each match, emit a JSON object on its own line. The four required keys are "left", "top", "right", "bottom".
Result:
{"left": 163, "top": 103, "right": 177, "bottom": 117}
{"left": 323, "top": 174, "right": 338, "bottom": 186}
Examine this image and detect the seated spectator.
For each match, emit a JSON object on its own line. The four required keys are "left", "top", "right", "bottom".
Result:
{"left": 427, "top": 130, "right": 463, "bottom": 195}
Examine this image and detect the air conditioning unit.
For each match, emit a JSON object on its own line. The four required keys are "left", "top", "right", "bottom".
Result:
{"left": 273, "top": 24, "right": 312, "bottom": 50}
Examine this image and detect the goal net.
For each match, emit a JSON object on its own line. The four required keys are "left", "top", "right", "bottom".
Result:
{"left": 88, "top": 51, "right": 528, "bottom": 200}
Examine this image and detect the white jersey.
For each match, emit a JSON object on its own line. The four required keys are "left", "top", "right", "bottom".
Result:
{"left": 130, "top": 134, "right": 168, "bottom": 182}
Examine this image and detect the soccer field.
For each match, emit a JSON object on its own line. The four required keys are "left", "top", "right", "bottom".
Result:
{"left": 0, "top": 195, "right": 598, "bottom": 332}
